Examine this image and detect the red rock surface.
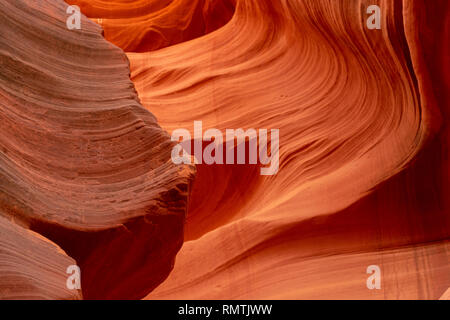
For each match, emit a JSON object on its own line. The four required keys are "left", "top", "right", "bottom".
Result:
{"left": 66, "top": 0, "right": 236, "bottom": 52}
{"left": 0, "top": 215, "right": 81, "bottom": 299}
{"left": 0, "top": 0, "right": 194, "bottom": 299}
{"left": 123, "top": 0, "right": 450, "bottom": 299}
{"left": 1, "top": 0, "right": 449, "bottom": 299}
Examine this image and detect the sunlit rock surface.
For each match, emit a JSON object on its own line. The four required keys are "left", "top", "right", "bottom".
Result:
{"left": 0, "top": 0, "right": 448, "bottom": 299}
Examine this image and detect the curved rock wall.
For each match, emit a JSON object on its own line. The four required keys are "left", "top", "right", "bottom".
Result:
{"left": 0, "top": 0, "right": 448, "bottom": 299}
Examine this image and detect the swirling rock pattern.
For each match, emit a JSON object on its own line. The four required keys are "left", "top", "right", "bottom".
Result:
{"left": 66, "top": 0, "right": 236, "bottom": 52}
{"left": 143, "top": 0, "right": 450, "bottom": 299}
{"left": 1, "top": 0, "right": 449, "bottom": 299}
{"left": 145, "top": 0, "right": 450, "bottom": 299}
{"left": 0, "top": 0, "right": 194, "bottom": 299}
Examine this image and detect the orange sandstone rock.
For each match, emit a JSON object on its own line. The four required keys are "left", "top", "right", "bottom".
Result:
{"left": 0, "top": 0, "right": 194, "bottom": 299}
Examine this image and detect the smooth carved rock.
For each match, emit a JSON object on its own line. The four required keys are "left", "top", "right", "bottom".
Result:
{"left": 1, "top": 0, "right": 449, "bottom": 300}
{"left": 63, "top": 0, "right": 450, "bottom": 300}
{"left": 66, "top": 0, "right": 237, "bottom": 52}
{"left": 143, "top": 0, "right": 450, "bottom": 299}
{"left": 0, "top": 0, "right": 195, "bottom": 299}
{"left": 102, "top": 0, "right": 447, "bottom": 299}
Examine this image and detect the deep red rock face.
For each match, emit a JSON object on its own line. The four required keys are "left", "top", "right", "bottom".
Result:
{"left": 1, "top": 0, "right": 449, "bottom": 299}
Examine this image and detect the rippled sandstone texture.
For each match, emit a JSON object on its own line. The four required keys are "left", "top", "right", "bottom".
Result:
{"left": 70, "top": 0, "right": 449, "bottom": 299}
{"left": 0, "top": 215, "right": 81, "bottom": 299}
{"left": 139, "top": 0, "right": 450, "bottom": 299}
{"left": 0, "top": 0, "right": 194, "bottom": 299}
{"left": 1, "top": 0, "right": 449, "bottom": 299}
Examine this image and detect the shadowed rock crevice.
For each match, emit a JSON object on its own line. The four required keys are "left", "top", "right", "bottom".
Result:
{"left": 66, "top": 0, "right": 237, "bottom": 52}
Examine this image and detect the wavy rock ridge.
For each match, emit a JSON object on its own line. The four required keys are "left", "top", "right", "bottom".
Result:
{"left": 0, "top": 0, "right": 449, "bottom": 299}
{"left": 0, "top": 0, "right": 194, "bottom": 299}
{"left": 130, "top": 0, "right": 448, "bottom": 299}
{"left": 80, "top": 0, "right": 449, "bottom": 299}
{"left": 143, "top": 0, "right": 449, "bottom": 299}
